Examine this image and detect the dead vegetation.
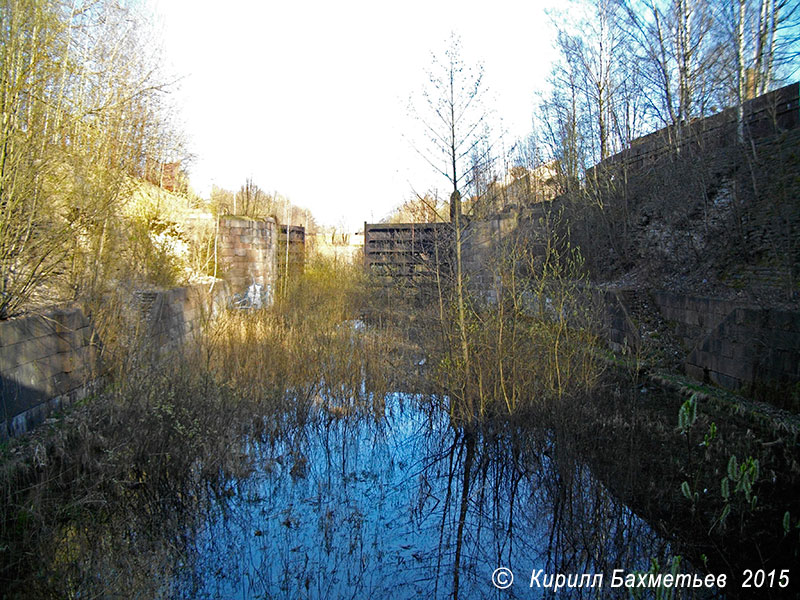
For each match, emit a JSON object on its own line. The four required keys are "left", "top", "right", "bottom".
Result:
{"left": 0, "top": 257, "right": 400, "bottom": 598}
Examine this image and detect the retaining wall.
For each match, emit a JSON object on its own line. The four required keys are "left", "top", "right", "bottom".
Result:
{"left": 278, "top": 224, "right": 306, "bottom": 278}
{"left": 1, "top": 282, "right": 227, "bottom": 439}
{"left": 654, "top": 292, "right": 800, "bottom": 404}
{"left": 462, "top": 215, "right": 518, "bottom": 292}
{"left": 604, "top": 289, "right": 800, "bottom": 407}
{"left": 0, "top": 308, "right": 99, "bottom": 438}
{"left": 590, "top": 82, "right": 799, "bottom": 176}
{"left": 600, "top": 290, "right": 642, "bottom": 355}
{"left": 134, "top": 282, "right": 228, "bottom": 354}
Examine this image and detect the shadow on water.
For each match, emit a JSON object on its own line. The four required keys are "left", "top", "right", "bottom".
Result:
{"left": 174, "top": 394, "right": 683, "bottom": 600}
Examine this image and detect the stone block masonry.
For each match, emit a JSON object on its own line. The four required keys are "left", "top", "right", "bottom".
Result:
{"left": 1, "top": 282, "right": 228, "bottom": 439}
{"left": 217, "top": 216, "right": 276, "bottom": 295}
{"left": 4, "top": 215, "right": 299, "bottom": 438}
{"left": 462, "top": 215, "right": 518, "bottom": 293}
{"left": 0, "top": 308, "right": 100, "bottom": 438}
{"left": 683, "top": 305, "right": 800, "bottom": 406}
{"left": 652, "top": 291, "right": 799, "bottom": 408}
{"left": 599, "top": 289, "right": 642, "bottom": 355}
{"left": 599, "top": 289, "right": 800, "bottom": 408}
{"left": 652, "top": 292, "right": 738, "bottom": 351}
{"left": 590, "top": 82, "right": 799, "bottom": 176}
{"left": 134, "top": 282, "right": 229, "bottom": 355}
{"left": 278, "top": 224, "right": 306, "bottom": 279}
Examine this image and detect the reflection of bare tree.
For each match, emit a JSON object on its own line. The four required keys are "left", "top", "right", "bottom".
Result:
{"left": 451, "top": 425, "right": 680, "bottom": 599}
{"left": 178, "top": 397, "right": 689, "bottom": 599}
{"left": 452, "top": 431, "right": 473, "bottom": 600}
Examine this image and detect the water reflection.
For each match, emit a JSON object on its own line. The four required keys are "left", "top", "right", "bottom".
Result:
{"left": 175, "top": 394, "right": 681, "bottom": 599}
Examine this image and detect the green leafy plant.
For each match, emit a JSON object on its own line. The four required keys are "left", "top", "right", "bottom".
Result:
{"left": 712, "top": 454, "right": 760, "bottom": 532}
{"left": 677, "top": 394, "right": 698, "bottom": 433}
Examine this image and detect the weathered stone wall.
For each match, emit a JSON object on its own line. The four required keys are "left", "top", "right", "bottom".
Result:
{"left": 0, "top": 308, "right": 99, "bottom": 438}
{"left": 0, "top": 282, "right": 227, "bottom": 439}
{"left": 590, "top": 82, "right": 799, "bottom": 176}
{"left": 685, "top": 307, "right": 800, "bottom": 398}
{"left": 217, "top": 216, "right": 276, "bottom": 295}
{"left": 652, "top": 292, "right": 735, "bottom": 346}
{"left": 602, "top": 290, "right": 800, "bottom": 407}
{"left": 599, "top": 289, "right": 642, "bottom": 355}
{"left": 652, "top": 292, "right": 800, "bottom": 404}
{"left": 135, "top": 281, "right": 228, "bottom": 354}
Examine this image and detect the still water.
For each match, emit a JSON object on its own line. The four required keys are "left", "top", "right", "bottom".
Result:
{"left": 174, "top": 394, "right": 680, "bottom": 599}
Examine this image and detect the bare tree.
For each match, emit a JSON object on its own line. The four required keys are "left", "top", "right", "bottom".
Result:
{"left": 384, "top": 193, "right": 448, "bottom": 223}
{"left": 235, "top": 177, "right": 271, "bottom": 218}
{"left": 713, "top": 0, "right": 800, "bottom": 139}
{"left": 409, "top": 33, "right": 495, "bottom": 425}
{"left": 410, "top": 34, "right": 493, "bottom": 210}
{"left": 552, "top": 0, "right": 625, "bottom": 162}
{"left": 0, "top": 0, "right": 187, "bottom": 316}
{"left": 616, "top": 0, "right": 718, "bottom": 131}
{"left": 535, "top": 65, "right": 586, "bottom": 196}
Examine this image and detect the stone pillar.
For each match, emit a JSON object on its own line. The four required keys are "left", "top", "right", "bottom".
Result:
{"left": 217, "top": 216, "right": 277, "bottom": 295}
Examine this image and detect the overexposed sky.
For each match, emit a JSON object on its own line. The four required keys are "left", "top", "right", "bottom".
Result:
{"left": 156, "top": 0, "right": 557, "bottom": 228}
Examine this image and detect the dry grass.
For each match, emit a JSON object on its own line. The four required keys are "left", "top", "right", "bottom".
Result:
{"left": 0, "top": 256, "right": 399, "bottom": 598}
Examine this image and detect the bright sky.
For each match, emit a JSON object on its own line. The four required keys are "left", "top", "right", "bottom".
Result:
{"left": 156, "top": 0, "right": 557, "bottom": 229}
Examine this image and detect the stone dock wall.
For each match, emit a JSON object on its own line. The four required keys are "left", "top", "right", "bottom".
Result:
{"left": 603, "top": 290, "right": 800, "bottom": 408}
{"left": 655, "top": 292, "right": 800, "bottom": 405}
{"left": 1, "top": 214, "right": 303, "bottom": 439}
{"left": 0, "top": 308, "right": 99, "bottom": 438}
{"left": 0, "top": 282, "right": 227, "bottom": 439}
